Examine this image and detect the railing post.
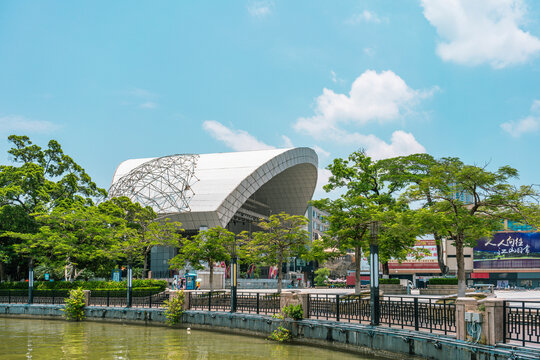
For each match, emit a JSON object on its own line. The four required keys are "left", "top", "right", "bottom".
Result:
{"left": 414, "top": 298, "right": 419, "bottom": 331}
{"left": 429, "top": 298, "right": 433, "bottom": 333}
{"left": 149, "top": 291, "right": 152, "bottom": 308}
{"left": 522, "top": 302, "right": 526, "bottom": 347}
{"left": 52, "top": 291, "right": 55, "bottom": 305}
{"left": 8, "top": 289, "right": 11, "bottom": 304}
{"left": 336, "top": 295, "right": 340, "bottom": 322}
{"left": 107, "top": 290, "right": 110, "bottom": 307}
{"left": 208, "top": 291, "right": 212, "bottom": 311}
{"left": 503, "top": 301, "right": 507, "bottom": 343}
{"left": 256, "top": 293, "right": 260, "bottom": 314}
{"left": 443, "top": 299, "right": 447, "bottom": 335}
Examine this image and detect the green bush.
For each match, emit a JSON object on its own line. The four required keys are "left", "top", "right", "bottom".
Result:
{"left": 163, "top": 291, "right": 185, "bottom": 326}
{"left": 62, "top": 288, "right": 86, "bottom": 321}
{"left": 379, "top": 278, "right": 400, "bottom": 284}
{"left": 268, "top": 326, "right": 292, "bottom": 342}
{"left": 428, "top": 277, "right": 458, "bottom": 285}
{"left": 0, "top": 279, "right": 167, "bottom": 292}
{"left": 282, "top": 304, "right": 303, "bottom": 320}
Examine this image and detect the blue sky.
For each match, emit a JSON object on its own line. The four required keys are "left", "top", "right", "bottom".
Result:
{"left": 1, "top": 0, "right": 540, "bottom": 198}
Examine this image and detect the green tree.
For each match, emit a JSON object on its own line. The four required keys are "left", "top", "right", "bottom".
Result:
{"left": 247, "top": 213, "right": 309, "bottom": 293}
{"left": 312, "top": 150, "right": 419, "bottom": 295}
{"left": 0, "top": 135, "right": 106, "bottom": 280}
{"left": 12, "top": 199, "right": 121, "bottom": 280}
{"left": 169, "top": 226, "right": 235, "bottom": 291}
{"left": 103, "top": 197, "right": 184, "bottom": 278}
{"left": 404, "top": 157, "right": 535, "bottom": 297}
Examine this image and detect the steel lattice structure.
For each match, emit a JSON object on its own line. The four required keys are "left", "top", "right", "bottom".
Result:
{"left": 109, "top": 154, "right": 199, "bottom": 214}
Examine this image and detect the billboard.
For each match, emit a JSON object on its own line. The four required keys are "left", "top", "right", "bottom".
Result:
{"left": 473, "top": 232, "right": 540, "bottom": 269}
{"left": 388, "top": 240, "right": 440, "bottom": 272}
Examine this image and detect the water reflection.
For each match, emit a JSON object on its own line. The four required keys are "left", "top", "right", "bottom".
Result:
{"left": 1, "top": 317, "right": 382, "bottom": 359}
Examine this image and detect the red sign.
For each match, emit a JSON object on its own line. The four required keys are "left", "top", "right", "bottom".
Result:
{"left": 471, "top": 272, "right": 489, "bottom": 279}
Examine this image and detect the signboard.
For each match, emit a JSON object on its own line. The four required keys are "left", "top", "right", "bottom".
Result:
{"left": 474, "top": 232, "right": 540, "bottom": 269}
{"left": 388, "top": 240, "right": 439, "bottom": 271}
{"left": 44, "top": 273, "right": 50, "bottom": 281}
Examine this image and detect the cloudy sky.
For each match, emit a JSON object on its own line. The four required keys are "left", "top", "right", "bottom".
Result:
{"left": 1, "top": 1, "right": 540, "bottom": 198}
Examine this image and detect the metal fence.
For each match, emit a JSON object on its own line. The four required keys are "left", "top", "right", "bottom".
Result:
{"left": 88, "top": 290, "right": 168, "bottom": 308}
{"left": 188, "top": 291, "right": 280, "bottom": 315}
{"left": 0, "top": 289, "right": 68, "bottom": 305}
{"left": 307, "top": 294, "right": 456, "bottom": 335}
{"left": 503, "top": 300, "right": 540, "bottom": 346}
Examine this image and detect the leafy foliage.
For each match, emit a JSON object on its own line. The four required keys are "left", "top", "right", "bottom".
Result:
{"left": 379, "top": 278, "right": 400, "bottom": 284}
{"left": 282, "top": 304, "right": 303, "bottom": 320}
{"left": 163, "top": 291, "right": 185, "bottom": 326}
{"left": 428, "top": 277, "right": 458, "bottom": 285}
{"left": 246, "top": 213, "right": 309, "bottom": 293}
{"left": 314, "top": 267, "right": 330, "bottom": 286}
{"left": 268, "top": 326, "right": 292, "bottom": 342}
{"left": 62, "top": 287, "right": 86, "bottom": 321}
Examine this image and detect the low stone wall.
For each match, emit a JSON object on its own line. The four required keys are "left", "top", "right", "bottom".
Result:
{"left": 380, "top": 284, "right": 407, "bottom": 295}
{"left": 1, "top": 304, "right": 539, "bottom": 360}
{"left": 420, "top": 285, "right": 475, "bottom": 295}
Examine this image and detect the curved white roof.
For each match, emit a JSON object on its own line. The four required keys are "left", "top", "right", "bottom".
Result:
{"left": 110, "top": 147, "right": 318, "bottom": 230}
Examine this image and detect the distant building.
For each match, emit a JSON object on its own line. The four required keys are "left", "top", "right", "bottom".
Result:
{"left": 306, "top": 205, "right": 329, "bottom": 241}
{"left": 110, "top": 148, "right": 318, "bottom": 278}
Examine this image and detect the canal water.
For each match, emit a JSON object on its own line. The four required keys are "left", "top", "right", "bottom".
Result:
{"left": 0, "top": 317, "right": 384, "bottom": 359}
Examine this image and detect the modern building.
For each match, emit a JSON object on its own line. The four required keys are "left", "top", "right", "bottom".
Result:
{"left": 109, "top": 147, "right": 318, "bottom": 278}
{"left": 306, "top": 205, "right": 329, "bottom": 241}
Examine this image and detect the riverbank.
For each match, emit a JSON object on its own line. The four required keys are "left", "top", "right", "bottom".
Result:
{"left": 1, "top": 304, "right": 539, "bottom": 360}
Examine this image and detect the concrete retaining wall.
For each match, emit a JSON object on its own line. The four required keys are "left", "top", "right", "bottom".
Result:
{"left": 1, "top": 304, "right": 539, "bottom": 360}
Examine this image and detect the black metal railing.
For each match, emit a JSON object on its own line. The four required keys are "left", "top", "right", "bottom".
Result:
{"left": 307, "top": 294, "right": 456, "bottom": 335}
{"left": 0, "top": 289, "right": 29, "bottom": 304}
{"left": 87, "top": 290, "right": 167, "bottom": 308}
{"left": 0, "top": 289, "right": 69, "bottom": 305}
{"left": 188, "top": 291, "right": 280, "bottom": 314}
{"left": 503, "top": 300, "right": 540, "bottom": 346}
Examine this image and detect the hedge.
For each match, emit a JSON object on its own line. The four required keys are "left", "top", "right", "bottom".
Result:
{"left": 379, "top": 278, "right": 400, "bottom": 284}
{"left": 0, "top": 279, "right": 167, "bottom": 291}
{"left": 428, "top": 277, "right": 458, "bottom": 285}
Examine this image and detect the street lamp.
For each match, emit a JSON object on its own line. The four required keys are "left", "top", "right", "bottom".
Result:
{"left": 369, "top": 221, "right": 380, "bottom": 326}
{"left": 230, "top": 237, "right": 238, "bottom": 312}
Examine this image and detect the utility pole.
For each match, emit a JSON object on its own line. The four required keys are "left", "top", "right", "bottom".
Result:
{"left": 369, "top": 221, "right": 380, "bottom": 326}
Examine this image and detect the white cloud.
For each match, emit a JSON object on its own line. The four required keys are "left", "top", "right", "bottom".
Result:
{"left": 281, "top": 135, "right": 294, "bottom": 148}
{"left": 421, "top": 0, "right": 540, "bottom": 68}
{"left": 294, "top": 70, "right": 433, "bottom": 138}
{"left": 347, "top": 10, "right": 383, "bottom": 24}
{"left": 313, "top": 145, "right": 330, "bottom": 159}
{"left": 0, "top": 115, "right": 59, "bottom": 134}
{"left": 363, "top": 48, "right": 375, "bottom": 56}
{"left": 202, "top": 120, "right": 275, "bottom": 151}
{"left": 139, "top": 102, "right": 157, "bottom": 109}
{"left": 247, "top": 1, "right": 274, "bottom": 18}
{"left": 501, "top": 100, "right": 540, "bottom": 137}
{"left": 344, "top": 130, "right": 426, "bottom": 160}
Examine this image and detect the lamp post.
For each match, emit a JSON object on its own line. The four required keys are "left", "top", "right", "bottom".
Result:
{"left": 230, "top": 237, "right": 238, "bottom": 313}
{"left": 28, "top": 265, "right": 34, "bottom": 305}
{"left": 127, "top": 264, "right": 133, "bottom": 307}
{"left": 369, "top": 221, "right": 380, "bottom": 326}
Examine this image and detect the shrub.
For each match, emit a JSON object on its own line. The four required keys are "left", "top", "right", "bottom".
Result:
{"left": 268, "top": 326, "right": 292, "bottom": 342}
{"left": 282, "top": 304, "right": 303, "bottom": 320}
{"left": 1, "top": 279, "right": 168, "bottom": 292}
{"left": 314, "top": 268, "right": 330, "bottom": 286}
{"left": 429, "top": 277, "right": 458, "bottom": 285}
{"left": 379, "top": 278, "right": 400, "bottom": 284}
{"left": 163, "top": 291, "right": 185, "bottom": 326}
{"left": 62, "top": 288, "right": 86, "bottom": 321}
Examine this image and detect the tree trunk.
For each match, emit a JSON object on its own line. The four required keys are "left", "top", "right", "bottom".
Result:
{"left": 355, "top": 246, "right": 361, "bottom": 295}
{"left": 277, "top": 256, "right": 283, "bottom": 293}
{"left": 209, "top": 262, "right": 214, "bottom": 292}
{"left": 455, "top": 236, "right": 466, "bottom": 297}
{"left": 382, "top": 262, "right": 389, "bottom": 276}
{"left": 434, "top": 233, "right": 448, "bottom": 275}
{"left": 143, "top": 249, "right": 149, "bottom": 279}
{"left": 0, "top": 262, "right": 5, "bottom": 281}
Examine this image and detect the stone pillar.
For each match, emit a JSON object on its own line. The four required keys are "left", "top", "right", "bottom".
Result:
{"left": 169, "top": 290, "right": 190, "bottom": 311}
{"left": 300, "top": 294, "right": 309, "bottom": 319}
{"left": 455, "top": 297, "right": 478, "bottom": 340}
{"left": 479, "top": 298, "right": 504, "bottom": 345}
{"left": 82, "top": 290, "right": 91, "bottom": 306}
{"left": 280, "top": 291, "right": 308, "bottom": 319}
